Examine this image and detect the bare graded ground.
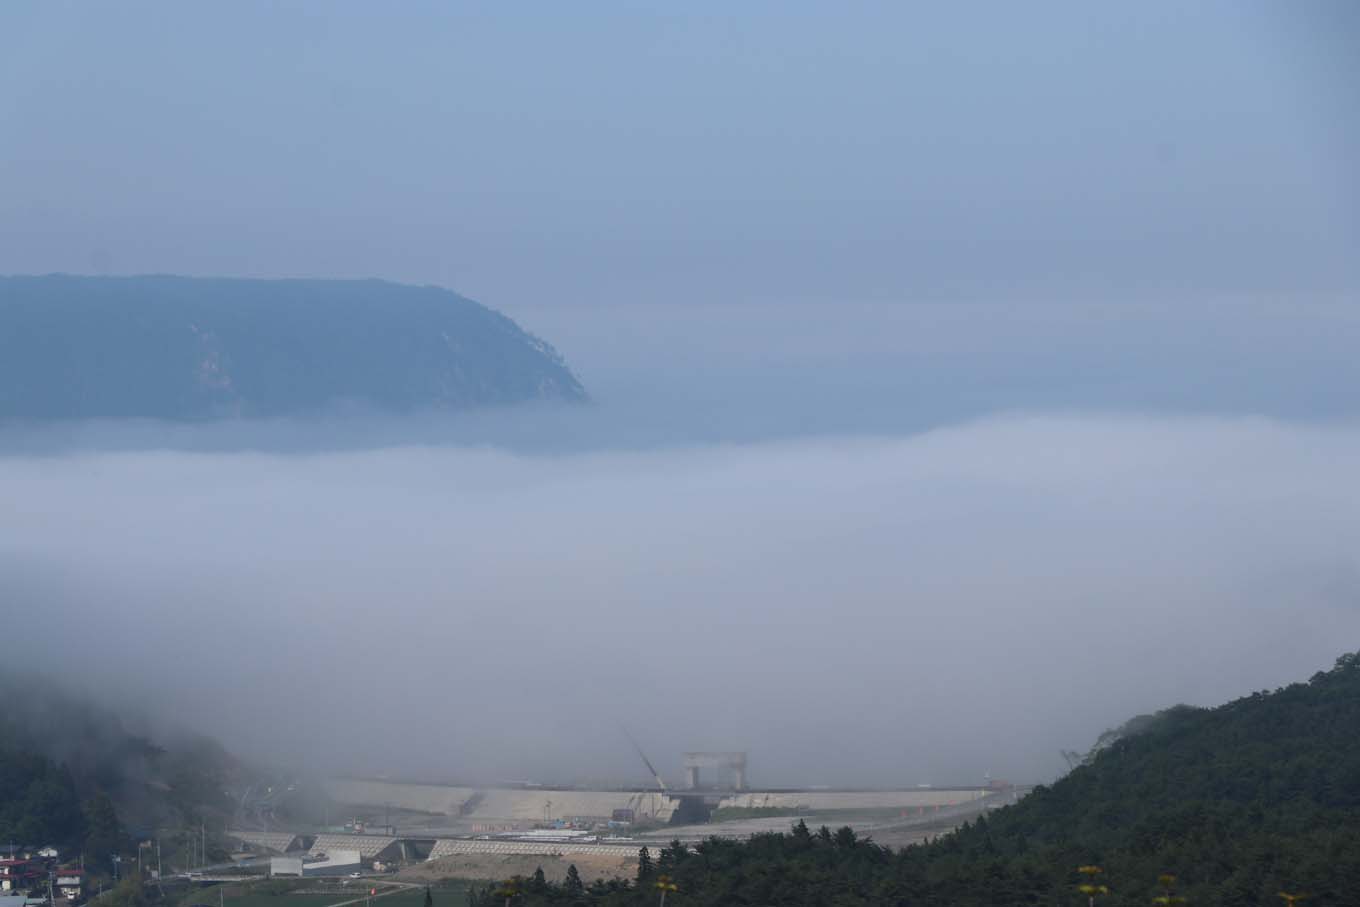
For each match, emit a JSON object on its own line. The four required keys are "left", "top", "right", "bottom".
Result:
{"left": 398, "top": 852, "right": 636, "bottom": 886}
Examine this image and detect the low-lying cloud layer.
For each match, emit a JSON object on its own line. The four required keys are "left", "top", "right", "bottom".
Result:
{"left": 6, "top": 415, "right": 1358, "bottom": 788}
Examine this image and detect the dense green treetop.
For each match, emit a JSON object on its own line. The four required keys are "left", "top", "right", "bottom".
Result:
{"left": 0, "top": 673, "right": 250, "bottom": 861}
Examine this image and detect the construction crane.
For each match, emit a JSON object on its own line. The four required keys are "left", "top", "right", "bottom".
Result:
{"left": 622, "top": 726, "right": 668, "bottom": 794}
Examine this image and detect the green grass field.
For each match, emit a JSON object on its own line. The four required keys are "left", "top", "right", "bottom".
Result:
{"left": 216, "top": 895, "right": 342, "bottom": 907}
{"left": 362, "top": 886, "right": 477, "bottom": 907}
{"left": 188, "top": 885, "right": 478, "bottom": 907}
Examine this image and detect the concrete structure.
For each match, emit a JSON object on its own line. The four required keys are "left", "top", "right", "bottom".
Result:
{"left": 226, "top": 831, "right": 305, "bottom": 854}
{"left": 427, "top": 839, "right": 642, "bottom": 860}
{"left": 310, "top": 834, "right": 401, "bottom": 862}
{"left": 323, "top": 779, "right": 677, "bottom": 824}
{"left": 268, "top": 857, "right": 304, "bottom": 878}
{"left": 716, "top": 788, "right": 989, "bottom": 811}
{"left": 682, "top": 752, "right": 748, "bottom": 790}
{"left": 324, "top": 777, "right": 993, "bottom": 829}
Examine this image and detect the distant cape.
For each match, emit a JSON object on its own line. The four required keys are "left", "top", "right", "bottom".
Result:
{"left": 0, "top": 275, "right": 586, "bottom": 420}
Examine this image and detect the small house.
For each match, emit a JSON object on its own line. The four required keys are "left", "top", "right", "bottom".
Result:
{"left": 56, "top": 869, "right": 86, "bottom": 901}
{"left": 0, "top": 861, "right": 37, "bottom": 893}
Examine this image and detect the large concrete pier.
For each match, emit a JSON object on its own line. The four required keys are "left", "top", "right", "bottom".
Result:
{"left": 322, "top": 777, "right": 994, "bottom": 829}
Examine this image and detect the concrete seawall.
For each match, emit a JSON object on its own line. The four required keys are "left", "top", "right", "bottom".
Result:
{"left": 324, "top": 778, "right": 988, "bottom": 824}
{"left": 324, "top": 778, "right": 677, "bottom": 822}
{"left": 716, "top": 789, "right": 988, "bottom": 810}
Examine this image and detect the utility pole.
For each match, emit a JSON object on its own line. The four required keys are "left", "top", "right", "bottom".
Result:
{"left": 156, "top": 840, "right": 161, "bottom": 879}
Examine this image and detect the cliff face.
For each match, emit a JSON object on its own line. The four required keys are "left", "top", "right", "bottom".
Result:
{"left": 0, "top": 275, "right": 586, "bottom": 420}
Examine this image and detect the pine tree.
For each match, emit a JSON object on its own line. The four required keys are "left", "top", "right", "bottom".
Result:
{"left": 531, "top": 867, "right": 546, "bottom": 892}
{"left": 82, "top": 792, "right": 123, "bottom": 861}
{"left": 563, "top": 864, "right": 583, "bottom": 898}
{"left": 636, "top": 846, "right": 653, "bottom": 882}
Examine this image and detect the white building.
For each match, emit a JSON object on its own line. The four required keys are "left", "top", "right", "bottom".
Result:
{"left": 269, "top": 857, "right": 304, "bottom": 877}
{"left": 271, "top": 851, "right": 362, "bottom": 878}
{"left": 55, "top": 870, "right": 85, "bottom": 902}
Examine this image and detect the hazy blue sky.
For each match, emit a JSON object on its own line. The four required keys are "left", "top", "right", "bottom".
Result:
{"left": 2, "top": 2, "right": 1356, "bottom": 311}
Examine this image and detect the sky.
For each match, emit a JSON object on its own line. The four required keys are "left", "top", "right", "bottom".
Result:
{"left": 2, "top": 3, "right": 1359, "bottom": 788}
{"left": 1, "top": 2, "right": 1356, "bottom": 309}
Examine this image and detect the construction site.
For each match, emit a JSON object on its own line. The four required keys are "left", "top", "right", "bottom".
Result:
{"left": 226, "top": 750, "right": 1025, "bottom": 884}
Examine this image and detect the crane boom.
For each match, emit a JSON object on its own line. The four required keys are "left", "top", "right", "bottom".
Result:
{"left": 622, "top": 726, "right": 668, "bottom": 793}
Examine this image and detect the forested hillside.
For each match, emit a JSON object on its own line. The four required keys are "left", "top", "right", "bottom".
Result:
{"left": 473, "top": 652, "right": 1360, "bottom": 906}
{"left": 0, "top": 674, "right": 246, "bottom": 860}
{"left": 0, "top": 275, "right": 586, "bottom": 421}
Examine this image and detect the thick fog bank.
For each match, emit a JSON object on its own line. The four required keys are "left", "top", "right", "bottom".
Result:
{"left": 4, "top": 415, "right": 1357, "bottom": 787}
